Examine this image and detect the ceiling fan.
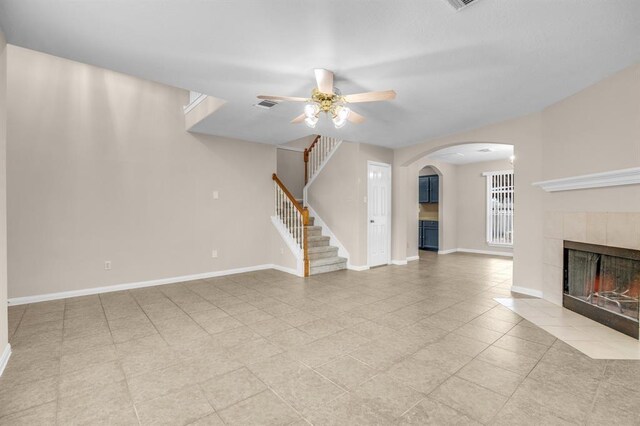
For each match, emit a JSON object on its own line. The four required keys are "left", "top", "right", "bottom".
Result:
{"left": 257, "top": 69, "right": 396, "bottom": 129}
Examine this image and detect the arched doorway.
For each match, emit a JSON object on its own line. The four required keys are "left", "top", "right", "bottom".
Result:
{"left": 407, "top": 143, "right": 515, "bottom": 267}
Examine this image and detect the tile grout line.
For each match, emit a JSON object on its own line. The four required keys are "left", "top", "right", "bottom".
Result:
{"left": 98, "top": 292, "right": 142, "bottom": 426}
{"left": 5, "top": 256, "right": 540, "bottom": 424}
{"left": 53, "top": 300, "right": 66, "bottom": 426}
{"left": 484, "top": 336, "right": 557, "bottom": 425}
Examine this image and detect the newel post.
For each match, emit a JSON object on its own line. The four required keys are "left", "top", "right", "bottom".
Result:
{"left": 303, "top": 149, "right": 309, "bottom": 185}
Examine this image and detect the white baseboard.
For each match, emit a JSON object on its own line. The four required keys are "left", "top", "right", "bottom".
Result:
{"left": 457, "top": 248, "right": 513, "bottom": 257}
{"left": 391, "top": 259, "right": 407, "bottom": 266}
{"left": 406, "top": 255, "right": 419, "bottom": 262}
{"left": 8, "top": 264, "right": 291, "bottom": 306}
{"left": 511, "top": 285, "right": 543, "bottom": 298}
{"left": 347, "top": 264, "right": 369, "bottom": 272}
{"left": 437, "top": 248, "right": 513, "bottom": 257}
{"left": 0, "top": 344, "right": 11, "bottom": 377}
{"left": 271, "top": 264, "right": 301, "bottom": 277}
{"left": 437, "top": 249, "right": 458, "bottom": 255}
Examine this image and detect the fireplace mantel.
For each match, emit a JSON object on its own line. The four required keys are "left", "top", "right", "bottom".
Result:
{"left": 533, "top": 167, "right": 640, "bottom": 192}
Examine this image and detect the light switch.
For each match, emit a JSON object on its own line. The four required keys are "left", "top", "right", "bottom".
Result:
{"left": 213, "top": 191, "right": 219, "bottom": 200}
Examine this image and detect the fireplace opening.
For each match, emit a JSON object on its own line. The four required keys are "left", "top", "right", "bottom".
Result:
{"left": 563, "top": 241, "right": 640, "bottom": 339}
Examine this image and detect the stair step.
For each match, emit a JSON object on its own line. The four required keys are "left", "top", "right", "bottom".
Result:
{"left": 307, "top": 235, "right": 330, "bottom": 247}
{"left": 308, "top": 216, "right": 315, "bottom": 226}
{"left": 310, "top": 256, "right": 347, "bottom": 267}
{"left": 307, "top": 246, "right": 338, "bottom": 260}
{"left": 310, "top": 257, "right": 347, "bottom": 275}
{"left": 305, "top": 226, "right": 322, "bottom": 237}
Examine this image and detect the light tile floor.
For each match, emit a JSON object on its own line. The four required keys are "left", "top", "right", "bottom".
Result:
{"left": 2, "top": 252, "right": 640, "bottom": 425}
{"left": 495, "top": 297, "right": 640, "bottom": 359}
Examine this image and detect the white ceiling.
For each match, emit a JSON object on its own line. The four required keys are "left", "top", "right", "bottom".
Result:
{"left": 1, "top": 1, "right": 639, "bottom": 148}
{"left": 427, "top": 143, "right": 513, "bottom": 165}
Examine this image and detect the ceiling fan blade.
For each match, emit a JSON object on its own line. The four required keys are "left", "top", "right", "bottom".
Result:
{"left": 314, "top": 69, "right": 334, "bottom": 95}
{"left": 290, "top": 113, "right": 306, "bottom": 124}
{"left": 347, "top": 110, "right": 366, "bottom": 124}
{"left": 344, "top": 90, "right": 396, "bottom": 103}
{"left": 257, "top": 95, "right": 308, "bottom": 102}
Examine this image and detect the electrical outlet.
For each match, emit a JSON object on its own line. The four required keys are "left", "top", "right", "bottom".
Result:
{"left": 104, "top": 261, "right": 112, "bottom": 270}
{"left": 212, "top": 191, "right": 219, "bottom": 200}
{"left": 211, "top": 250, "right": 218, "bottom": 259}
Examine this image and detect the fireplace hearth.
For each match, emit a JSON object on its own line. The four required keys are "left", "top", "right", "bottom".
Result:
{"left": 563, "top": 241, "right": 640, "bottom": 339}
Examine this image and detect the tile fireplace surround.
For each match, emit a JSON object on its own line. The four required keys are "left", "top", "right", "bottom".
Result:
{"left": 542, "top": 212, "right": 640, "bottom": 305}
{"left": 500, "top": 211, "right": 640, "bottom": 359}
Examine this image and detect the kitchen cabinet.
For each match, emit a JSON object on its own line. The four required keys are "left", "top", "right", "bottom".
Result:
{"left": 428, "top": 175, "right": 439, "bottom": 203}
{"left": 418, "top": 175, "right": 439, "bottom": 203}
{"left": 419, "top": 176, "right": 429, "bottom": 203}
{"left": 419, "top": 220, "right": 438, "bottom": 250}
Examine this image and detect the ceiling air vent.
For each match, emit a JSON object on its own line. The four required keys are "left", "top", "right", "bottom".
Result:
{"left": 254, "top": 100, "right": 279, "bottom": 109}
{"left": 446, "top": 0, "right": 478, "bottom": 11}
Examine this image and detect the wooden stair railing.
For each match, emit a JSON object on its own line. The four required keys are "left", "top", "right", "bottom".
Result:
{"left": 303, "top": 136, "right": 320, "bottom": 184}
{"left": 304, "top": 135, "right": 340, "bottom": 185}
{"left": 272, "top": 173, "right": 310, "bottom": 277}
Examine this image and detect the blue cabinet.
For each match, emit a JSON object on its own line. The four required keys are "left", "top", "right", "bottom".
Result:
{"left": 419, "top": 175, "right": 439, "bottom": 203}
{"left": 419, "top": 176, "right": 429, "bottom": 203}
{"left": 419, "top": 220, "right": 439, "bottom": 250}
{"left": 428, "top": 175, "right": 439, "bottom": 203}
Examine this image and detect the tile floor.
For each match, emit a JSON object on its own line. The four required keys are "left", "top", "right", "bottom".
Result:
{"left": 2, "top": 252, "right": 640, "bottom": 425}
{"left": 495, "top": 297, "right": 640, "bottom": 359}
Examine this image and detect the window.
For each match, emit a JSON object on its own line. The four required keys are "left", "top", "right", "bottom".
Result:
{"left": 483, "top": 170, "right": 514, "bottom": 246}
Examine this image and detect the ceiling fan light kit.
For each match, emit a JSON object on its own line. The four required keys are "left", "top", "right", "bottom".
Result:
{"left": 257, "top": 69, "right": 396, "bottom": 129}
{"left": 303, "top": 88, "right": 352, "bottom": 129}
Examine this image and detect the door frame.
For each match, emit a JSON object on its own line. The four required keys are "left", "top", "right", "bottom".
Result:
{"left": 367, "top": 161, "right": 392, "bottom": 267}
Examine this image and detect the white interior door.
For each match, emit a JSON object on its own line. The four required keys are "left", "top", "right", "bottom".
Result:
{"left": 368, "top": 162, "right": 391, "bottom": 267}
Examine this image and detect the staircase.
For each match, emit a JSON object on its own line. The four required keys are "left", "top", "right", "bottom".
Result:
{"left": 305, "top": 216, "right": 347, "bottom": 275}
{"left": 272, "top": 135, "right": 346, "bottom": 277}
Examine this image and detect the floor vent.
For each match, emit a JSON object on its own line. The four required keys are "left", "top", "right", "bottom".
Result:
{"left": 446, "top": 0, "right": 479, "bottom": 10}
{"left": 254, "top": 99, "right": 279, "bottom": 109}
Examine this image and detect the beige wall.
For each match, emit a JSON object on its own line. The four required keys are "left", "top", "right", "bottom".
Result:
{"left": 395, "top": 63, "right": 640, "bottom": 301}
{"left": 538, "top": 64, "right": 640, "bottom": 302}
{"left": 276, "top": 148, "right": 304, "bottom": 199}
{"left": 4, "top": 42, "right": 639, "bottom": 306}
{"left": 394, "top": 114, "right": 544, "bottom": 295}
{"left": 307, "top": 141, "right": 393, "bottom": 267}
{"left": 456, "top": 159, "right": 513, "bottom": 254}
{"left": 408, "top": 159, "right": 514, "bottom": 257}
{"left": 307, "top": 142, "right": 360, "bottom": 264}
{"left": 0, "top": 28, "right": 8, "bottom": 353}
{"left": 6, "top": 46, "right": 296, "bottom": 299}
{"left": 539, "top": 64, "right": 640, "bottom": 215}
{"left": 281, "top": 135, "right": 315, "bottom": 150}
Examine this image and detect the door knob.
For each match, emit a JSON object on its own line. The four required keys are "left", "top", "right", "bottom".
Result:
{"left": 370, "top": 220, "right": 375, "bottom": 223}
